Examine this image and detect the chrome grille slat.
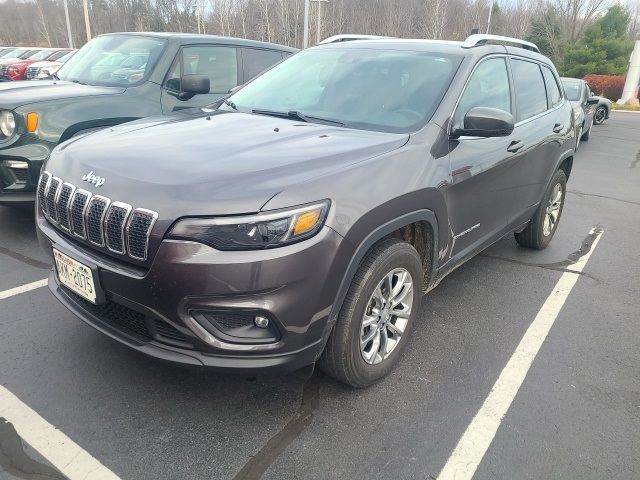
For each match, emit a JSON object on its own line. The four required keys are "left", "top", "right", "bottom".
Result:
{"left": 56, "top": 183, "right": 75, "bottom": 231}
{"left": 70, "top": 189, "right": 92, "bottom": 238}
{"left": 126, "top": 209, "right": 158, "bottom": 261}
{"left": 46, "top": 177, "right": 62, "bottom": 221}
{"left": 37, "top": 172, "right": 51, "bottom": 213}
{"left": 40, "top": 170, "right": 156, "bottom": 262}
{"left": 105, "top": 202, "right": 132, "bottom": 254}
{"left": 86, "top": 196, "right": 111, "bottom": 246}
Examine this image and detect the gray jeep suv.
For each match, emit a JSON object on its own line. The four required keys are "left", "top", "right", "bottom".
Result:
{"left": 36, "top": 34, "right": 575, "bottom": 387}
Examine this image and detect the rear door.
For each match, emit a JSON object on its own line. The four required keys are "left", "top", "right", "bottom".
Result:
{"left": 508, "top": 58, "right": 565, "bottom": 221}
{"left": 160, "top": 45, "right": 240, "bottom": 113}
{"left": 446, "top": 56, "right": 520, "bottom": 259}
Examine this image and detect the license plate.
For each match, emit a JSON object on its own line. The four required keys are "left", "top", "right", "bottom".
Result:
{"left": 53, "top": 249, "right": 97, "bottom": 304}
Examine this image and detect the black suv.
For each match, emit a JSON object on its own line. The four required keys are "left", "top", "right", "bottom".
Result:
{"left": 37, "top": 34, "right": 575, "bottom": 387}
{"left": 0, "top": 33, "right": 296, "bottom": 206}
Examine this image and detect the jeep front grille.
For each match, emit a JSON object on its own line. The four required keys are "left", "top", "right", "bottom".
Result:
{"left": 26, "top": 66, "right": 40, "bottom": 79}
{"left": 38, "top": 171, "right": 157, "bottom": 261}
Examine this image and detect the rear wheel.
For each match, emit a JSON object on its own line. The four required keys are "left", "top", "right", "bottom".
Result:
{"left": 594, "top": 105, "right": 607, "bottom": 125}
{"left": 319, "top": 238, "right": 423, "bottom": 388}
{"left": 515, "top": 169, "right": 566, "bottom": 249}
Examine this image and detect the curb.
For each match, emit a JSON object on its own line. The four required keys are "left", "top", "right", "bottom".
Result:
{"left": 611, "top": 109, "right": 640, "bottom": 113}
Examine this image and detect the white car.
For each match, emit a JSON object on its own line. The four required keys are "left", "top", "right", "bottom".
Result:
{"left": 26, "top": 51, "right": 75, "bottom": 80}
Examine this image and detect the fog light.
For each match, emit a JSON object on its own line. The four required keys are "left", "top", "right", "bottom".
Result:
{"left": 254, "top": 316, "right": 269, "bottom": 328}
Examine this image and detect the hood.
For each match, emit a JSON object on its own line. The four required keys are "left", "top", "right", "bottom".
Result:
{"left": 0, "top": 58, "right": 22, "bottom": 66}
{"left": 0, "top": 80, "right": 125, "bottom": 109}
{"left": 46, "top": 111, "right": 409, "bottom": 218}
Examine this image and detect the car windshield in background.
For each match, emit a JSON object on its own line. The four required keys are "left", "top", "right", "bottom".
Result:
{"left": 226, "top": 47, "right": 461, "bottom": 133}
{"left": 563, "top": 82, "right": 581, "bottom": 101}
{"left": 28, "top": 50, "right": 57, "bottom": 61}
{"left": 56, "top": 35, "right": 166, "bottom": 86}
{"left": 0, "top": 49, "right": 24, "bottom": 58}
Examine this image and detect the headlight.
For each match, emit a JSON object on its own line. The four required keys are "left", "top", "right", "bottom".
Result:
{"left": 0, "top": 110, "right": 16, "bottom": 139}
{"left": 168, "top": 201, "right": 330, "bottom": 250}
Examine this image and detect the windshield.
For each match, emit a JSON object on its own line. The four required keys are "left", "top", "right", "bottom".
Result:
{"left": 563, "top": 82, "right": 582, "bottom": 101}
{"left": 226, "top": 47, "right": 461, "bottom": 133}
{"left": 57, "top": 35, "right": 166, "bottom": 86}
{"left": 20, "top": 50, "right": 42, "bottom": 59}
{"left": 1, "top": 49, "right": 27, "bottom": 59}
{"left": 28, "top": 50, "right": 57, "bottom": 61}
{"left": 58, "top": 51, "right": 74, "bottom": 63}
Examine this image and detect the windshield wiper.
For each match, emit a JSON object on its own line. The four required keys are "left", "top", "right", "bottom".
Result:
{"left": 252, "top": 109, "right": 345, "bottom": 127}
{"left": 70, "top": 79, "right": 87, "bottom": 85}
{"left": 50, "top": 73, "right": 60, "bottom": 80}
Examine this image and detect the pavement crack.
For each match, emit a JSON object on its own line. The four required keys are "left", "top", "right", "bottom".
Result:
{"left": 0, "top": 246, "right": 50, "bottom": 270}
{"left": 481, "top": 226, "right": 604, "bottom": 281}
{"left": 0, "top": 417, "right": 68, "bottom": 479}
{"left": 567, "top": 190, "right": 640, "bottom": 206}
{"left": 232, "top": 372, "right": 321, "bottom": 480}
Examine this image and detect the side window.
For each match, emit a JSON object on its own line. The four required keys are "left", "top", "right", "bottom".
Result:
{"left": 168, "top": 46, "right": 238, "bottom": 94}
{"left": 454, "top": 57, "right": 511, "bottom": 127}
{"left": 242, "top": 48, "right": 284, "bottom": 83}
{"left": 511, "top": 59, "right": 548, "bottom": 121}
{"left": 541, "top": 66, "right": 562, "bottom": 108}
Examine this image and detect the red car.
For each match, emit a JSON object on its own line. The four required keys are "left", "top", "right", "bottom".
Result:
{"left": 2, "top": 49, "right": 71, "bottom": 81}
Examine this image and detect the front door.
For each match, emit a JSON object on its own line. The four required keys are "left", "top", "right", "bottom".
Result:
{"left": 160, "top": 45, "right": 240, "bottom": 113}
{"left": 445, "top": 56, "right": 521, "bottom": 260}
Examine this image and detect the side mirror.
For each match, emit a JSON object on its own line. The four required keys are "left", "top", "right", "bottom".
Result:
{"left": 451, "top": 107, "right": 515, "bottom": 138}
{"left": 586, "top": 96, "right": 599, "bottom": 106}
{"left": 178, "top": 74, "right": 210, "bottom": 100}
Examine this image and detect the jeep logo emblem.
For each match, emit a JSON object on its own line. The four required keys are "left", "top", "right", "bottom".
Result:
{"left": 82, "top": 171, "right": 106, "bottom": 187}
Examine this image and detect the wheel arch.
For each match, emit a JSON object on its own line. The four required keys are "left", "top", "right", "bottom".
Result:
{"left": 317, "top": 210, "right": 439, "bottom": 359}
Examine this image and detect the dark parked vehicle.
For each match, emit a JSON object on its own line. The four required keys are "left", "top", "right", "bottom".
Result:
{"left": 0, "top": 33, "right": 296, "bottom": 206}
{"left": 37, "top": 34, "right": 575, "bottom": 387}
{"left": 561, "top": 77, "right": 599, "bottom": 147}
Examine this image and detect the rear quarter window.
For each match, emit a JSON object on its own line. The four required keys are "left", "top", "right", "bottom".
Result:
{"left": 541, "top": 66, "right": 563, "bottom": 107}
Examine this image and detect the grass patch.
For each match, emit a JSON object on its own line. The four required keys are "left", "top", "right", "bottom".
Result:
{"left": 612, "top": 103, "right": 640, "bottom": 111}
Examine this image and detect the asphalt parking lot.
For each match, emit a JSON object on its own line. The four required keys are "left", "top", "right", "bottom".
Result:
{"left": 1, "top": 112, "right": 639, "bottom": 480}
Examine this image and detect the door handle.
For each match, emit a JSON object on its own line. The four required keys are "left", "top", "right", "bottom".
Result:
{"left": 553, "top": 123, "right": 563, "bottom": 133}
{"left": 507, "top": 140, "right": 524, "bottom": 153}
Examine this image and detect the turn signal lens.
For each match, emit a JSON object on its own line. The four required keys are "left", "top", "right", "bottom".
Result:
{"left": 293, "top": 209, "right": 322, "bottom": 235}
{"left": 26, "top": 112, "right": 39, "bottom": 133}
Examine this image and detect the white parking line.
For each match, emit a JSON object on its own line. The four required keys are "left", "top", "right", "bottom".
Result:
{"left": 437, "top": 228, "right": 603, "bottom": 480}
{"left": 0, "top": 386, "right": 121, "bottom": 479}
{"left": 0, "top": 279, "right": 48, "bottom": 301}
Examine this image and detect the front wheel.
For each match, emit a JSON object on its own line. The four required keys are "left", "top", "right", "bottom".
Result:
{"left": 593, "top": 106, "right": 607, "bottom": 125}
{"left": 319, "top": 238, "right": 423, "bottom": 388}
{"left": 515, "top": 169, "right": 567, "bottom": 249}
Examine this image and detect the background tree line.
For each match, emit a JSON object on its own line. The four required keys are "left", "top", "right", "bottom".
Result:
{"left": 0, "top": 0, "right": 638, "bottom": 77}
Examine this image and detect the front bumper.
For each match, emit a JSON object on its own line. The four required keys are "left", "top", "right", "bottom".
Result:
{"left": 37, "top": 211, "right": 349, "bottom": 374}
{"left": 0, "top": 136, "right": 53, "bottom": 205}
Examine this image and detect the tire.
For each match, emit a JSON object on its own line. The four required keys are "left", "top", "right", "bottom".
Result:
{"left": 593, "top": 105, "right": 607, "bottom": 125}
{"left": 514, "top": 169, "right": 567, "bottom": 250}
{"left": 318, "top": 238, "right": 423, "bottom": 388}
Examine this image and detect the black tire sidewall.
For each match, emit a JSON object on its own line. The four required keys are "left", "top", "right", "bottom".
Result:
{"left": 325, "top": 239, "right": 423, "bottom": 387}
{"left": 594, "top": 106, "right": 606, "bottom": 125}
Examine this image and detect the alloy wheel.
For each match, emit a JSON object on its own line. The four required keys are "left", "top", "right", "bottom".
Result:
{"left": 594, "top": 106, "right": 606, "bottom": 125}
{"left": 359, "top": 268, "right": 414, "bottom": 365}
{"left": 543, "top": 183, "right": 563, "bottom": 237}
